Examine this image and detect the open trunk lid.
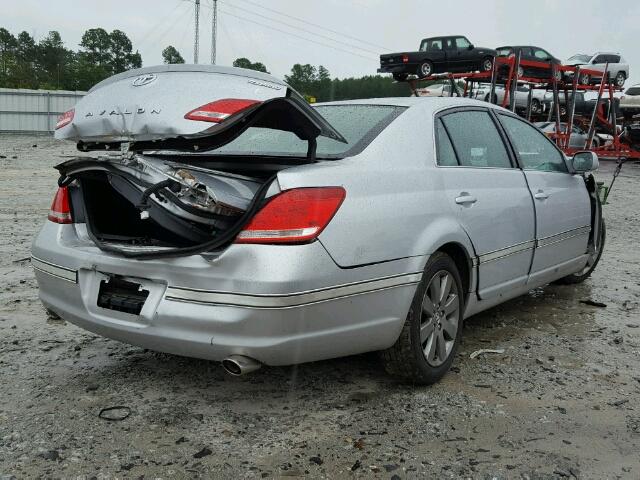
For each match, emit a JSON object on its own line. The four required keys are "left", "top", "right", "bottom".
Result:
{"left": 55, "top": 64, "right": 346, "bottom": 151}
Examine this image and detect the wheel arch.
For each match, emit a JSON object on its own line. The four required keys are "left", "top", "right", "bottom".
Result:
{"left": 435, "top": 242, "right": 473, "bottom": 306}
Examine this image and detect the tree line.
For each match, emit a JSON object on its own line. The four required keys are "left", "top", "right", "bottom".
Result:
{"left": 0, "top": 27, "right": 408, "bottom": 100}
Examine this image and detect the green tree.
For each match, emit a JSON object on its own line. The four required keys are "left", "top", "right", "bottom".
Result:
{"left": 0, "top": 28, "right": 17, "bottom": 85}
{"left": 162, "top": 45, "right": 185, "bottom": 64}
{"left": 37, "top": 31, "right": 75, "bottom": 90}
{"left": 232, "top": 57, "right": 268, "bottom": 73}
{"left": 79, "top": 28, "right": 112, "bottom": 66}
{"left": 109, "top": 29, "right": 142, "bottom": 73}
{"left": 284, "top": 64, "right": 317, "bottom": 95}
{"left": 12, "top": 31, "right": 38, "bottom": 88}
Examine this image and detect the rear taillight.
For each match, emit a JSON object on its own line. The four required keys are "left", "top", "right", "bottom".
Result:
{"left": 48, "top": 186, "right": 73, "bottom": 224}
{"left": 55, "top": 109, "right": 74, "bottom": 130}
{"left": 236, "top": 187, "right": 346, "bottom": 244}
{"left": 184, "top": 98, "right": 261, "bottom": 123}
{"left": 402, "top": 54, "right": 409, "bottom": 63}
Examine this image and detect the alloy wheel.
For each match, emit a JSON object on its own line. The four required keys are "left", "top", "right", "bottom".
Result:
{"left": 616, "top": 73, "right": 625, "bottom": 87}
{"left": 483, "top": 59, "right": 493, "bottom": 72}
{"left": 420, "top": 63, "right": 432, "bottom": 77}
{"left": 420, "top": 270, "right": 460, "bottom": 367}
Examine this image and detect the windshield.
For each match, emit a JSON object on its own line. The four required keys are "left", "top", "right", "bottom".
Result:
{"left": 567, "top": 54, "right": 592, "bottom": 63}
{"left": 212, "top": 104, "right": 405, "bottom": 159}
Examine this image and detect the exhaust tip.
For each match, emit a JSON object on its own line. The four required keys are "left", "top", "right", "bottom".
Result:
{"left": 222, "top": 355, "right": 261, "bottom": 376}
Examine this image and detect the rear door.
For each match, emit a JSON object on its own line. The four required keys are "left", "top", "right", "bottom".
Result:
{"left": 434, "top": 108, "right": 535, "bottom": 299}
{"left": 497, "top": 114, "right": 591, "bottom": 281}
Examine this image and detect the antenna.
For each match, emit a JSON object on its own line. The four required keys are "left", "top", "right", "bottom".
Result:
{"left": 194, "top": 0, "right": 200, "bottom": 64}
{"left": 211, "top": 0, "right": 218, "bottom": 64}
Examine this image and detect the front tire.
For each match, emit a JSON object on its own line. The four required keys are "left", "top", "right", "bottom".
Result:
{"left": 381, "top": 252, "right": 464, "bottom": 384}
{"left": 417, "top": 61, "right": 434, "bottom": 79}
{"left": 615, "top": 72, "right": 626, "bottom": 87}
{"left": 392, "top": 72, "right": 408, "bottom": 82}
{"left": 579, "top": 73, "right": 591, "bottom": 85}
{"left": 481, "top": 57, "right": 493, "bottom": 72}
{"left": 556, "top": 220, "right": 606, "bottom": 284}
{"left": 530, "top": 98, "right": 541, "bottom": 115}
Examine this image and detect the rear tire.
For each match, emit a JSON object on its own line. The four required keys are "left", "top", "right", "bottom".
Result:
{"left": 381, "top": 252, "right": 464, "bottom": 384}
{"left": 417, "top": 61, "right": 434, "bottom": 79}
{"left": 615, "top": 72, "right": 626, "bottom": 87}
{"left": 556, "top": 220, "right": 606, "bottom": 284}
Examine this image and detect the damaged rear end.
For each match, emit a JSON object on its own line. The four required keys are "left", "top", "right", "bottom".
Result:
{"left": 53, "top": 65, "right": 346, "bottom": 259}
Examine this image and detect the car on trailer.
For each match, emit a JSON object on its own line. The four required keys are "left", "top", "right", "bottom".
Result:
{"left": 484, "top": 85, "right": 547, "bottom": 115}
{"left": 563, "top": 52, "right": 629, "bottom": 87}
{"left": 534, "top": 122, "right": 601, "bottom": 149}
{"left": 32, "top": 65, "right": 605, "bottom": 385}
{"left": 378, "top": 35, "right": 496, "bottom": 81}
{"left": 620, "top": 84, "right": 640, "bottom": 120}
{"left": 495, "top": 45, "right": 562, "bottom": 81}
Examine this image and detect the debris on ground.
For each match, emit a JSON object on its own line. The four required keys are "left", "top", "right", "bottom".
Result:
{"left": 469, "top": 348, "right": 505, "bottom": 359}
{"left": 98, "top": 406, "right": 131, "bottom": 421}
{"left": 580, "top": 299, "right": 607, "bottom": 308}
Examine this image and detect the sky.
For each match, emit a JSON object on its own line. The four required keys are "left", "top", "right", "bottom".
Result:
{"left": 2, "top": 0, "right": 639, "bottom": 86}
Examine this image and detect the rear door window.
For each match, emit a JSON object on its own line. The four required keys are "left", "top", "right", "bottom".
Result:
{"left": 440, "top": 111, "right": 512, "bottom": 168}
{"left": 435, "top": 119, "right": 458, "bottom": 166}
{"left": 498, "top": 114, "right": 568, "bottom": 172}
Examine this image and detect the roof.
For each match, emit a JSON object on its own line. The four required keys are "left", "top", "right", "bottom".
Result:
{"left": 316, "top": 96, "right": 499, "bottom": 111}
{"left": 89, "top": 64, "right": 288, "bottom": 93}
{"left": 421, "top": 35, "right": 468, "bottom": 40}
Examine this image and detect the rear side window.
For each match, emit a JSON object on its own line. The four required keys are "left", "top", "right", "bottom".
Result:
{"left": 499, "top": 115, "right": 568, "bottom": 172}
{"left": 435, "top": 120, "right": 458, "bottom": 166}
{"left": 440, "top": 111, "right": 512, "bottom": 168}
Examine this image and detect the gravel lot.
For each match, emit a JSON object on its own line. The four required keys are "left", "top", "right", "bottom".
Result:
{"left": 1, "top": 134, "right": 640, "bottom": 479}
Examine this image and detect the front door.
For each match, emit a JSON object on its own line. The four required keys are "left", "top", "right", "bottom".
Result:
{"left": 497, "top": 114, "right": 592, "bottom": 280}
{"left": 435, "top": 108, "right": 536, "bottom": 299}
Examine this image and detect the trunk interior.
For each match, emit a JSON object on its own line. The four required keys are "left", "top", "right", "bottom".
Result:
{"left": 67, "top": 156, "right": 297, "bottom": 253}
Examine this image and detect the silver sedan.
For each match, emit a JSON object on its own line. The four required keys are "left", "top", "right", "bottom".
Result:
{"left": 32, "top": 66, "right": 605, "bottom": 384}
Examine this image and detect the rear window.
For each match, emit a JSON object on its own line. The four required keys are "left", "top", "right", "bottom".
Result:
{"left": 213, "top": 104, "right": 405, "bottom": 159}
{"left": 625, "top": 87, "right": 640, "bottom": 96}
{"left": 496, "top": 48, "right": 512, "bottom": 57}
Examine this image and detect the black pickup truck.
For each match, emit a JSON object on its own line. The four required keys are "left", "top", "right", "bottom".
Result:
{"left": 378, "top": 36, "right": 497, "bottom": 81}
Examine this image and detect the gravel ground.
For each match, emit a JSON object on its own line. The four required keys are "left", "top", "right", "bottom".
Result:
{"left": 1, "top": 134, "right": 640, "bottom": 479}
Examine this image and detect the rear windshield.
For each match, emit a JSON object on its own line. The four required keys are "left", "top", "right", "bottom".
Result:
{"left": 212, "top": 104, "right": 405, "bottom": 159}
{"left": 496, "top": 48, "right": 512, "bottom": 57}
{"left": 625, "top": 87, "right": 640, "bottom": 96}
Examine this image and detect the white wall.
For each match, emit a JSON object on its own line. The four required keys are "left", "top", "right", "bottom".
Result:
{"left": 0, "top": 88, "right": 86, "bottom": 133}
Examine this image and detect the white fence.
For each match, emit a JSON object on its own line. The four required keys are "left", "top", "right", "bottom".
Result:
{"left": 0, "top": 88, "right": 86, "bottom": 134}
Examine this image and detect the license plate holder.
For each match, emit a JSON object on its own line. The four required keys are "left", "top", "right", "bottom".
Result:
{"left": 97, "top": 277, "right": 150, "bottom": 315}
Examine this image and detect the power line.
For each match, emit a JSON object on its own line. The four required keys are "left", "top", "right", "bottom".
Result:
{"left": 211, "top": 0, "right": 218, "bottom": 64}
{"left": 219, "top": 9, "right": 377, "bottom": 62}
{"left": 233, "top": 0, "right": 389, "bottom": 51}
{"left": 223, "top": 0, "right": 380, "bottom": 55}
{"left": 194, "top": 0, "right": 201, "bottom": 63}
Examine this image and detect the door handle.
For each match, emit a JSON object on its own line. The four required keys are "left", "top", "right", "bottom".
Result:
{"left": 534, "top": 190, "right": 549, "bottom": 200}
{"left": 455, "top": 193, "right": 477, "bottom": 205}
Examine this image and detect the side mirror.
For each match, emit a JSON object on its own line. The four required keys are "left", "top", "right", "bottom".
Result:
{"left": 467, "top": 44, "right": 474, "bottom": 50}
{"left": 572, "top": 151, "right": 599, "bottom": 173}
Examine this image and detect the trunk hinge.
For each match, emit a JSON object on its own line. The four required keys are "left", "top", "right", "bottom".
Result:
{"left": 307, "top": 137, "right": 317, "bottom": 162}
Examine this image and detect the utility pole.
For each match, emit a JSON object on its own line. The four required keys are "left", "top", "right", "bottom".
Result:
{"left": 194, "top": 0, "right": 200, "bottom": 64}
{"left": 211, "top": 0, "right": 218, "bottom": 64}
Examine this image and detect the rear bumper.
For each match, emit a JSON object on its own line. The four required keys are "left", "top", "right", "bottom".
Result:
{"left": 32, "top": 222, "right": 423, "bottom": 366}
{"left": 377, "top": 66, "right": 408, "bottom": 74}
